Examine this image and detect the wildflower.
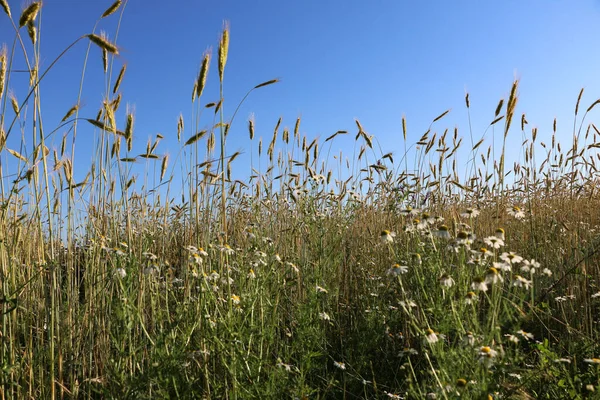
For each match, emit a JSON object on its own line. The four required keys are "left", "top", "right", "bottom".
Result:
{"left": 142, "top": 251, "right": 157, "bottom": 261}
{"left": 471, "top": 277, "right": 488, "bottom": 292}
{"left": 115, "top": 268, "right": 126, "bottom": 278}
{"left": 495, "top": 228, "right": 505, "bottom": 240}
{"left": 144, "top": 265, "right": 158, "bottom": 275}
{"left": 439, "top": 273, "right": 455, "bottom": 287}
{"left": 399, "top": 299, "right": 417, "bottom": 308}
{"left": 319, "top": 312, "right": 331, "bottom": 321}
{"left": 333, "top": 361, "right": 346, "bottom": 370}
{"left": 461, "top": 208, "right": 480, "bottom": 218}
{"left": 465, "top": 291, "right": 478, "bottom": 304}
{"left": 458, "top": 222, "right": 472, "bottom": 231}
{"left": 434, "top": 225, "right": 451, "bottom": 239}
{"left": 221, "top": 276, "right": 234, "bottom": 285}
{"left": 221, "top": 244, "right": 235, "bottom": 255}
{"left": 380, "top": 230, "right": 396, "bottom": 244}
{"left": 421, "top": 212, "right": 436, "bottom": 225}
{"left": 586, "top": 384, "right": 595, "bottom": 392}
{"left": 507, "top": 205, "right": 525, "bottom": 220}
{"left": 520, "top": 259, "right": 541, "bottom": 274}
{"left": 508, "top": 373, "right": 522, "bottom": 381}
{"left": 286, "top": 262, "right": 300, "bottom": 274}
{"left": 456, "top": 230, "right": 473, "bottom": 245}
{"left": 500, "top": 252, "right": 523, "bottom": 265}
{"left": 446, "top": 241, "right": 460, "bottom": 253}
{"left": 424, "top": 328, "right": 439, "bottom": 344}
{"left": 385, "top": 392, "right": 403, "bottom": 399}
{"left": 584, "top": 358, "right": 600, "bottom": 364}
{"left": 316, "top": 285, "right": 328, "bottom": 293}
{"left": 504, "top": 334, "right": 519, "bottom": 343}
{"left": 400, "top": 206, "right": 419, "bottom": 216}
{"left": 483, "top": 236, "right": 504, "bottom": 249}
{"left": 197, "top": 247, "right": 208, "bottom": 257}
{"left": 485, "top": 267, "right": 503, "bottom": 285}
{"left": 113, "top": 247, "right": 126, "bottom": 257}
{"left": 462, "top": 331, "right": 476, "bottom": 346}
{"left": 413, "top": 218, "right": 428, "bottom": 230}
{"left": 412, "top": 253, "right": 422, "bottom": 266}
{"left": 400, "top": 347, "right": 418, "bottom": 356}
{"left": 254, "top": 250, "right": 267, "bottom": 258}
{"left": 478, "top": 247, "right": 492, "bottom": 258}
{"left": 517, "top": 330, "right": 534, "bottom": 340}
{"left": 541, "top": 268, "right": 552, "bottom": 277}
{"left": 184, "top": 245, "right": 198, "bottom": 253}
{"left": 478, "top": 346, "right": 498, "bottom": 367}
{"left": 591, "top": 291, "right": 600, "bottom": 299}
{"left": 554, "top": 358, "right": 572, "bottom": 364}
{"left": 207, "top": 271, "right": 220, "bottom": 282}
{"left": 276, "top": 359, "right": 294, "bottom": 372}
{"left": 387, "top": 264, "right": 408, "bottom": 276}
{"left": 274, "top": 253, "right": 282, "bottom": 263}
{"left": 189, "top": 253, "right": 203, "bottom": 265}
{"left": 512, "top": 275, "right": 532, "bottom": 290}
{"left": 247, "top": 269, "right": 256, "bottom": 279}
{"left": 231, "top": 294, "right": 241, "bottom": 305}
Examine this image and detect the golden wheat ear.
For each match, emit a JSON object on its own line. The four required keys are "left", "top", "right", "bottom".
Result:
{"left": 19, "top": 1, "right": 41, "bottom": 28}
{"left": 218, "top": 21, "right": 230, "bottom": 83}
{"left": 87, "top": 33, "right": 119, "bottom": 55}
{"left": 0, "top": 0, "right": 11, "bottom": 18}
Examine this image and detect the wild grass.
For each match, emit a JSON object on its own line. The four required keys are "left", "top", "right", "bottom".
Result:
{"left": 1, "top": 1, "right": 600, "bottom": 399}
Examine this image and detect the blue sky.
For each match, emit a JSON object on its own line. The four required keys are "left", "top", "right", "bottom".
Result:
{"left": 2, "top": 0, "right": 600, "bottom": 195}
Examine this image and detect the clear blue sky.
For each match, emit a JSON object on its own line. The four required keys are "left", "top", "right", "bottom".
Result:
{"left": 2, "top": 0, "right": 600, "bottom": 194}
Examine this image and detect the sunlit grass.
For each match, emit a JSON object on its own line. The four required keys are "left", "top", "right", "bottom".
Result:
{"left": 1, "top": 1, "right": 600, "bottom": 398}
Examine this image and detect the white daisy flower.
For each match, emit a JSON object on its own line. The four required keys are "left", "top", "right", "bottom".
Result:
{"left": 461, "top": 208, "right": 480, "bottom": 218}
{"left": 319, "top": 312, "right": 331, "bottom": 321}
{"left": 478, "top": 346, "right": 498, "bottom": 367}
{"left": 507, "top": 205, "right": 526, "bottom": 219}
{"left": 500, "top": 252, "right": 523, "bottom": 265}
{"left": 434, "top": 225, "right": 451, "bottom": 239}
{"left": 439, "top": 273, "right": 455, "bottom": 287}
{"left": 387, "top": 264, "right": 409, "bottom": 276}
{"left": 495, "top": 228, "right": 505, "bottom": 240}
{"left": 380, "top": 230, "right": 396, "bottom": 243}
{"left": 484, "top": 236, "right": 504, "bottom": 249}
{"left": 517, "top": 329, "right": 534, "bottom": 340}
{"left": 333, "top": 361, "right": 346, "bottom": 370}
{"left": 513, "top": 275, "right": 532, "bottom": 290}
{"left": 485, "top": 267, "right": 503, "bottom": 284}
{"left": 471, "top": 277, "right": 488, "bottom": 292}
{"left": 464, "top": 291, "right": 478, "bottom": 305}
{"left": 424, "top": 328, "right": 439, "bottom": 344}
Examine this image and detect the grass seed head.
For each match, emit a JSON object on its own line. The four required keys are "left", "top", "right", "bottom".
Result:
{"left": 27, "top": 20, "right": 37, "bottom": 45}
{"left": 113, "top": 64, "right": 126, "bottom": 94}
{"left": 196, "top": 50, "right": 211, "bottom": 100}
{"left": 19, "top": 2, "right": 41, "bottom": 28}
{"left": 0, "top": 0, "right": 11, "bottom": 18}
{"left": 218, "top": 21, "right": 230, "bottom": 83}
{"left": 101, "top": 0, "right": 122, "bottom": 18}
{"left": 87, "top": 33, "right": 119, "bottom": 55}
{"left": 248, "top": 115, "right": 254, "bottom": 140}
{"left": 0, "top": 45, "right": 6, "bottom": 98}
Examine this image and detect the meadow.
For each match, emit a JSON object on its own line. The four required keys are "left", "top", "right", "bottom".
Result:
{"left": 1, "top": 1, "right": 600, "bottom": 399}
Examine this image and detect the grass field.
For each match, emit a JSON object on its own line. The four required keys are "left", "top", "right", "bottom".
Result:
{"left": 1, "top": 1, "right": 600, "bottom": 399}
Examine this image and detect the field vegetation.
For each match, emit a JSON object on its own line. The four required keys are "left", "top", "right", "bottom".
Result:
{"left": 0, "top": 1, "right": 599, "bottom": 398}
